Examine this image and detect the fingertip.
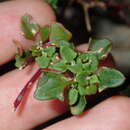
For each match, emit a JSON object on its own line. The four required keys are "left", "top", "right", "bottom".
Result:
{"left": 0, "top": 0, "right": 56, "bottom": 65}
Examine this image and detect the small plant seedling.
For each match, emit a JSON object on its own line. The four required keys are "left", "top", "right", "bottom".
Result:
{"left": 14, "top": 14, "right": 125, "bottom": 115}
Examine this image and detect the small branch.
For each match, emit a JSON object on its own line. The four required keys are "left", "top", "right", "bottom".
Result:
{"left": 40, "top": 43, "right": 56, "bottom": 48}
{"left": 83, "top": 5, "right": 92, "bottom": 32}
{"left": 41, "top": 68, "right": 62, "bottom": 74}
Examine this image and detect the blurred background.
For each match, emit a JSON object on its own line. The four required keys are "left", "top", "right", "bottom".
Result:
{"left": 0, "top": 0, "right": 130, "bottom": 129}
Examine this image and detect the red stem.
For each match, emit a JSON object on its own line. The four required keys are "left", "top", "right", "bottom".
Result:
{"left": 14, "top": 69, "right": 42, "bottom": 111}
{"left": 40, "top": 43, "right": 55, "bottom": 48}
{"left": 41, "top": 68, "right": 62, "bottom": 73}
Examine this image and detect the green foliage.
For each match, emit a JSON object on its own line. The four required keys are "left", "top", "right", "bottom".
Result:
{"left": 50, "top": 23, "right": 72, "bottom": 41}
{"left": 60, "top": 46, "right": 77, "bottom": 62}
{"left": 14, "top": 14, "right": 126, "bottom": 115}
{"left": 70, "top": 96, "right": 87, "bottom": 115}
{"left": 89, "top": 39, "right": 112, "bottom": 59}
{"left": 15, "top": 51, "right": 31, "bottom": 68}
{"left": 98, "top": 67, "right": 125, "bottom": 91}
{"left": 50, "top": 60, "right": 67, "bottom": 72}
{"left": 45, "top": 0, "right": 59, "bottom": 9}
{"left": 68, "top": 88, "right": 79, "bottom": 105}
{"left": 21, "top": 15, "right": 39, "bottom": 40}
{"left": 34, "top": 72, "right": 68, "bottom": 101}
{"left": 40, "top": 25, "right": 50, "bottom": 42}
{"left": 35, "top": 56, "right": 50, "bottom": 68}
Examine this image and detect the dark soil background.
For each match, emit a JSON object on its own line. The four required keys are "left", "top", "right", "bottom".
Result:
{"left": 0, "top": 0, "right": 130, "bottom": 129}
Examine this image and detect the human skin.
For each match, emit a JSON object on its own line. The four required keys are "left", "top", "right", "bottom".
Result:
{"left": 0, "top": 0, "right": 130, "bottom": 130}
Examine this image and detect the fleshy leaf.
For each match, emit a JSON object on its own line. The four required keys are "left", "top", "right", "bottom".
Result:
{"left": 60, "top": 46, "right": 77, "bottom": 62}
{"left": 77, "top": 53, "right": 98, "bottom": 74}
{"left": 34, "top": 72, "right": 68, "bottom": 101}
{"left": 15, "top": 51, "right": 31, "bottom": 68}
{"left": 89, "top": 75, "right": 99, "bottom": 84}
{"left": 50, "top": 23, "right": 72, "bottom": 41}
{"left": 70, "top": 96, "right": 87, "bottom": 115}
{"left": 89, "top": 39, "right": 112, "bottom": 59}
{"left": 40, "top": 25, "right": 50, "bottom": 42}
{"left": 98, "top": 67, "right": 125, "bottom": 91}
{"left": 43, "top": 46, "right": 56, "bottom": 57}
{"left": 76, "top": 72, "right": 88, "bottom": 86}
{"left": 86, "top": 84, "right": 97, "bottom": 95}
{"left": 78, "top": 85, "right": 87, "bottom": 96}
{"left": 45, "top": 0, "right": 59, "bottom": 9}
{"left": 54, "top": 40, "right": 74, "bottom": 49}
{"left": 30, "top": 46, "right": 42, "bottom": 57}
{"left": 15, "top": 55, "right": 26, "bottom": 68}
{"left": 78, "top": 84, "right": 97, "bottom": 96}
{"left": 35, "top": 56, "right": 50, "bottom": 68}
{"left": 50, "top": 60, "right": 67, "bottom": 72}
{"left": 68, "top": 62, "right": 82, "bottom": 74}
{"left": 21, "top": 15, "right": 39, "bottom": 40}
{"left": 68, "top": 88, "right": 79, "bottom": 105}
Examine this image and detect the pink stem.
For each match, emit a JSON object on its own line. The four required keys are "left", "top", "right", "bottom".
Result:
{"left": 41, "top": 68, "right": 62, "bottom": 73}
{"left": 40, "top": 43, "right": 55, "bottom": 48}
{"left": 14, "top": 69, "right": 42, "bottom": 111}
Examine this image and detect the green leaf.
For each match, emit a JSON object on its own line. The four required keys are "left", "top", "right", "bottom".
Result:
{"left": 78, "top": 84, "right": 97, "bottom": 96}
{"left": 50, "top": 60, "right": 67, "bottom": 72}
{"left": 45, "top": 0, "right": 59, "bottom": 9}
{"left": 43, "top": 46, "right": 56, "bottom": 57}
{"left": 34, "top": 72, "right": 68, "bottom": 101}
{"left": 54, "top": 40, "right": 74, "bottom": 49}
{"left": 68, "top": 62, "right": 82, "bottom": 74}
{"left": 77, "top": 53, "right": 98, "bottom": 74}
{"left": 78, "top": 85, "right": 87, "bottom": 96}
{"left": 50, "top": 23, "right": 72, "bottom": 41}
{"left": 98, "top": 67, "right": 125, "bottom": 91}
{"left": 70, "top": 96, "right": 87, "bottom": 115}
{"left": 35, "top": 56, "right": 50, "bottom": 68}
{"left": 68, "top": 88, "right": 79, "bottom": 105}
{"left": 89, "top": 39, "right": 112, "bottom": 59}
{"left": 86, "top": 84, "right": 97, "bottom": 95}
{"left": 76, "top": 72, "right": 88, "bottom": 86}
{"left": 30, "top": 46, "right": 42, "bottom": 57}
{"left": 15, "top": 55, "right": 26, "bottom": 68}
{"left": 21, "top": 15, "right": 39, "bottom": 40}
{"left": 15, "top": 51, "right": 31, "bottom": 68}
{"left": 40, "top": 25, "right": 50, "bottom": 42}
{"left": 60, "top": 46, "right": 77, "bottom": 62}
{"left": 89, "top": 75, "right": 99, "bottom": 84}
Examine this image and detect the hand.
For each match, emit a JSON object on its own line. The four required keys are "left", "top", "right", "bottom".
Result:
{"left": 0, "top": 0, "right": 130, "bottom": 129}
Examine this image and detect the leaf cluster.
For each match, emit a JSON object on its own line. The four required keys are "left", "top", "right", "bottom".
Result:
{"left": 14, "top": 14, "right": 125, "bottom": 115}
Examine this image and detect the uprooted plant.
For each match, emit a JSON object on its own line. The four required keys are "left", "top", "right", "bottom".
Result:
{"left": 14, "top": 14, "right": 125, "bottom": 115}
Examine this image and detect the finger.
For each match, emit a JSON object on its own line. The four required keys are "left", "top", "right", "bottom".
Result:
{"left": 0, "top": 0, "right": 55, "bottom": 65}
{"left": 0, "top": 41, "right": 115, "bottom": 130}
{"left": 0, "top": 64, "right": 67, "bottom": 130}
{"left": 0, "top": 44, "right": 89, "bottom": 129}
{"left": 45, "top": 96, "right": 130, "bottom": 130}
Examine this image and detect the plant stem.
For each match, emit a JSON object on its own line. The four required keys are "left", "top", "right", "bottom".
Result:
{"left": 14, "top": 69, "right": 42, "bottom": 111}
